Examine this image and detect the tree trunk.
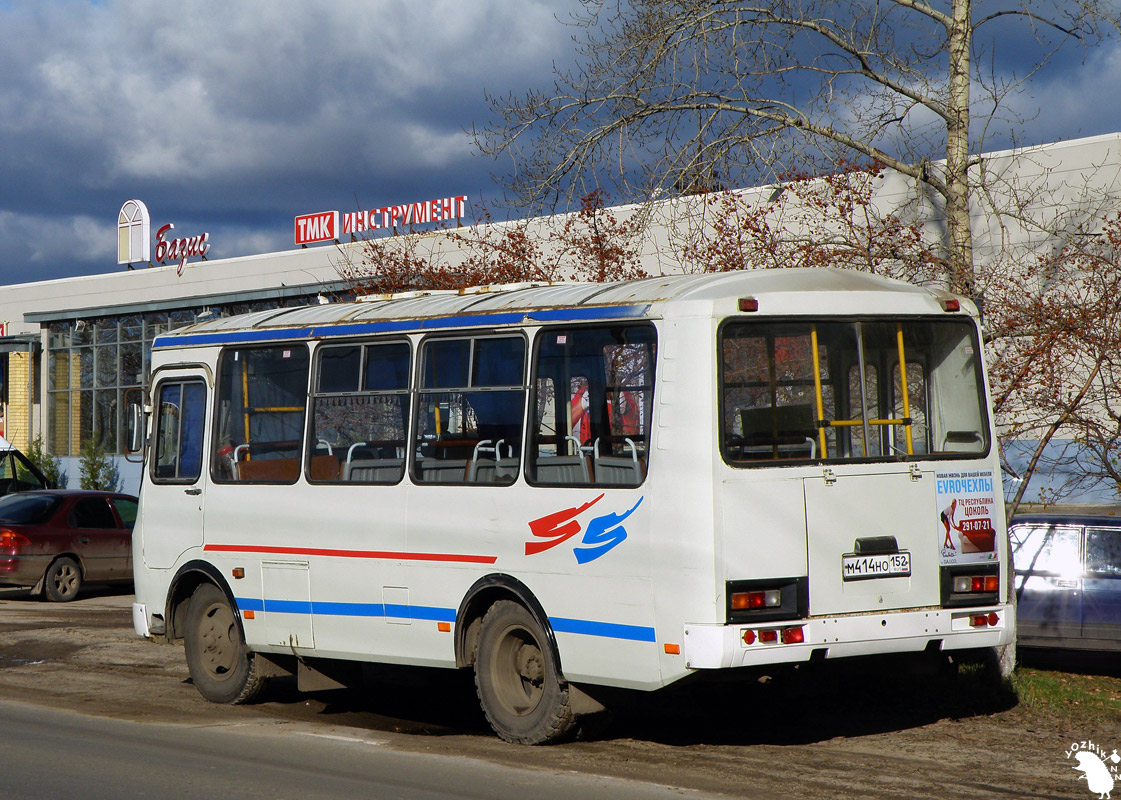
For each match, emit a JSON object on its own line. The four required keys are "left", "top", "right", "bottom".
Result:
{"left": 945, "top": 0, "right": 975, "bottom": 299}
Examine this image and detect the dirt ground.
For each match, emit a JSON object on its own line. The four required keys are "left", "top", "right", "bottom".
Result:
{"left": 1, "top": 585, "right": 1118, "bottom": 800}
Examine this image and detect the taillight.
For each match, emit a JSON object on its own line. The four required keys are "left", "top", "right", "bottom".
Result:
{"left": 742, "top": 625, "right": 805, "bottom": 646}
{"left": 727, "top": 578, "right": 806, "bottom": 623}
{"left": 0, "top": 529, "right": 31, "bottom": 548}
{"left": 780, "top": 626, "right": 805, "bottom": 644}
{"left": 731, "top": 589, "right": 782, "bottom": 610}
{"left": 953, "top": 574, "right": 1000, "bottom": 594}
{"left": 969, "top": 612, "right": 1000, "bottom": 628}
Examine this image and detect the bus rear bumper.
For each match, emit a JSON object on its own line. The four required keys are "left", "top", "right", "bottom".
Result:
{"left": 683, "top": 606, "right": 1013, "bottom": 669}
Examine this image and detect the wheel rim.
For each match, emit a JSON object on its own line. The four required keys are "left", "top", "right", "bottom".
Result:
{"left": 197, "top": 601, "right": 239, "bottom": 681}
{"left": 51, "top": 564, "right": 79, "bottom": 598}
{"left": 490, "top": 624, "right": 545, "bottom": 717}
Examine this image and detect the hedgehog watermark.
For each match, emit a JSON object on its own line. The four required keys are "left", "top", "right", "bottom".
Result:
{"left": 1066, "top": 740, "right": 1120, "bottom": 799}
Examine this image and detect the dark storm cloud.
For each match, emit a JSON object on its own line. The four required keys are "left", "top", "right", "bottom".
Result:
{"left": 1, "top": 0, "right": 1120, "bottom": 285}
{"left": 0, "top": 0, "right": 578, "bottom": 281}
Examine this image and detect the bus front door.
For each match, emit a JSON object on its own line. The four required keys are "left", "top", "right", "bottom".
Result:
{"left": 141, "top": 374, "right": 209, "bottom": 570}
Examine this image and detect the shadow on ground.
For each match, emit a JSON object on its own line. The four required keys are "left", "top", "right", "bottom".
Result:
{"left": 1018, "top": 648, "right": 1121, "bottom": 680}
{"left": 251, "top": 651, "right": 1017, "bottom": 746}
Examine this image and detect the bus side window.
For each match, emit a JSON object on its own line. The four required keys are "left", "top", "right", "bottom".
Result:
{"left": 152, "top": 380, "right": 206, "bottom": 483}
{"left": 529, "top": 324, "right": 656, "bottom": 487}
{"left": 213, "top": 346, "right": 309, "bottom": 484}
{"left": 307, "top": 341, "right": 411, "bottom": 484}
{"left": 412, "top": 335, "right": 526, "bottom": 485}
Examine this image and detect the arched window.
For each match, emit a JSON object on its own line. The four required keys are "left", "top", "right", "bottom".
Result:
{"left": 117, "top": 200, "right": 150, "bottom": 265}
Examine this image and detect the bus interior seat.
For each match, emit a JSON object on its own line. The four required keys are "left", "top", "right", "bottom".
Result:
{"left": 467, "top": 440, "right": 519, "bottom": 483}
{"left": 418, "top": 459, "right": 469, "bottom": 482}
{"left": 309, "top": 454, "right": 341, "bottom": 481}
{"left": 235, "top": 457, "right": 301, "bottom": 482}
{"left": 534, "top": 435, "right": 591, "bottom": 484}
{"left": 535, "top": 455, "right": 591, "bottom": 484}
{"left": 738, "top": 405, "right": 817, "bottom": 458}
{"left": 593, "top": 437, "right": 643, "bottom": 485}
{"left": 941, "top": 430, "right": 984, "bottom": 453}
{"left": 342, "top": 458, "right": 403, "bottom": 482}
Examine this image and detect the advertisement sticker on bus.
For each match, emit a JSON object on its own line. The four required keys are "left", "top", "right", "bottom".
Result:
{"left": 526, "top": 494, "right": 643, "bottom": 564}
{"left": 936, "top": 469, "right": 998, "bottom": 566}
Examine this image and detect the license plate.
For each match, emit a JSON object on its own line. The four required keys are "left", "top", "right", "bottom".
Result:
{"left": 842, "top": 552, "right": 911, "bottom": 581}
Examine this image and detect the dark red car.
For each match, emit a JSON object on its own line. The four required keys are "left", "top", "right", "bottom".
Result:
{"left": 0, "top": 490, "right": 138, "bottom": 601}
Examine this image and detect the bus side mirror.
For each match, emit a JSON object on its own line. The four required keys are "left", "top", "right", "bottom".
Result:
{"left": 126, "top": 403, "right": 146, "bottom": 454}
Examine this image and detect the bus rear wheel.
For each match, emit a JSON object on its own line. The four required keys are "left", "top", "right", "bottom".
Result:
{"left": 184, "top": 583, "right": 266, "bottom": 704}
{"left": 474, "top": 600, "right": 575, "bottom": 745}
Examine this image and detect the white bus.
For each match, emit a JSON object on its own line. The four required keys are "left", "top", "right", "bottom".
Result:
{"left": 130, "top": 269, "right": 1012, "bottom": 744}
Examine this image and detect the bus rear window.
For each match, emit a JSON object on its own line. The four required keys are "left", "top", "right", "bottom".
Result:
{"left": 720, "top": 319, "right": 988, "bottom": 465}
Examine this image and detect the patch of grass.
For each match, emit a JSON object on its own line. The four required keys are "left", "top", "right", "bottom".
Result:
{"left": 1012, "top": 667, "right": 1121, "bottom": 720}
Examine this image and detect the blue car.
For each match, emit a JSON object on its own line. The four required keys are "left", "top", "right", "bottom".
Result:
{"left": 1010, "top": 511, "right": 1121, "bottom": 653}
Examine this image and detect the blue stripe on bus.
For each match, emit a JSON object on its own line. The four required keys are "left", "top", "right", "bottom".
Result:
{"left": 236, "top": 598, "right": 456, "bottom": 623}
{"left": 548, "top": 616, "right": 657, "bottom": 642}
{"left": 528, "top": 305, "right": 649, "bottom": 322}
{"left": 262, "top": 598, "right": 312, "bottom": 614}
{"left": 151, "top": 304, "right": 649, "bottom": 349}
{"left": 154, "top": 327, "right": 315, "bottom": 349}
{"left": 233, "top": 597, "right": 652, "bottom": 641}
{"left": 312, "top": 601, "right": 385, "bottom": 617}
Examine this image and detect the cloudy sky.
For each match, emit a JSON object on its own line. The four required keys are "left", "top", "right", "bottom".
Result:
{"left": 1, "top": 0, "right": 1121, "bottom": 287}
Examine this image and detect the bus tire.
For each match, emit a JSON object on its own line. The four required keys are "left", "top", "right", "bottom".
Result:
{"left": 474, "top": 600, "right": 575, "bottom": 745}
{"left": 184, "top": 583, "right": 266, "bottom": 704}
{"left": 43, "top": 557, "right": 82, "bottom": 602}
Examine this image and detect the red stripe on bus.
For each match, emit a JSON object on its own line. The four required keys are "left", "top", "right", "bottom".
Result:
{"left": 203, "top": 544, "right": 497, "bottom": 564}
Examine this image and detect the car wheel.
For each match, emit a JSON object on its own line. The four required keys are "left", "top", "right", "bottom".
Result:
{"left": 43, "top": 557, "right": 82, "bottom": 602}
{"left": 474, "top": 600, "right": 576, "bottom": 744}
{"left": 183, "top": 583, "right": 266, "bottom": 704}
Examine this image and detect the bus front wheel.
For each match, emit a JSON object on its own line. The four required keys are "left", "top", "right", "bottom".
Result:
{"left": 184, "top": 583, "right": 266, "bottom": 704}
{"left": 474, "top": 600, "right": 576, "bottom": 745}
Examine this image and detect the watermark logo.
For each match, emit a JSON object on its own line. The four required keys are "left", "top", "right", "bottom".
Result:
{"left": 1066, "top": 740, "right": 1120, "bottom": 798}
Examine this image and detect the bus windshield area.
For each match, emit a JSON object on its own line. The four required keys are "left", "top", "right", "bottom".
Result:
{"left": 720, "top": 318, "right": 988, "bottom": 465}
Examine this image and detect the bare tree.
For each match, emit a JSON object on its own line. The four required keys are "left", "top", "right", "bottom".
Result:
{"left": 676, "top": 161, "right": 945, "bottom": 281}
{"left": 669, "top": 159, "right": 1121, "bottom": 518}
{"left": 336, "top": 191, "right": 644, "bottom": 294}
{"left": 987, "top": 212, "right": 1121, "bottom": 516}
{"left": 477, "top": 0, "right": 1119, "bottom": 297}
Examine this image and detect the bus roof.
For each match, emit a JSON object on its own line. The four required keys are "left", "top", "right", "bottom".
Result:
{"left": 153, "top": 269, "right": 969, "bottom": 350}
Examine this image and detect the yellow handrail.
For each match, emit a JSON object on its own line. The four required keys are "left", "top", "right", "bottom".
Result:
{"left": 829, "top": 418, "right": 908, "bottom": 427}
{"left": 896, "top": 324, "right": 914, "bottom": 455}
{"left": 810, "top": 326, "right": 827, "bottom": 455}
{"left": 241, "top": 356, "right": 251, "bottom": 455}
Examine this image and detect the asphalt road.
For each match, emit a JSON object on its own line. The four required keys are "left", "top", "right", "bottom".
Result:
{"left": 0, "top": 699, "right": 715, "bottom": 800}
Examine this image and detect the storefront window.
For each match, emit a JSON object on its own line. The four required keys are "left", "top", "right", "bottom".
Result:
{"left": 45, "top": 297, "right": 318, "bottom": 456}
